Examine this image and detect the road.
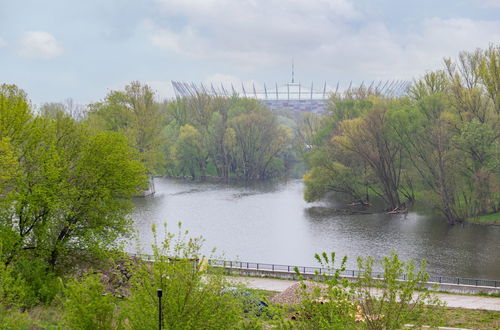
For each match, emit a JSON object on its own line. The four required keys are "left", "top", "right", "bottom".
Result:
{"left": 228, "top": 276, "right": 500, "bottom": 311}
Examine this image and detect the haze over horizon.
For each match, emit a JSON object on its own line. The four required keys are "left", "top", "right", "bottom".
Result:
{"left": 1, "top": 0, "right": 499, "bottom": 106}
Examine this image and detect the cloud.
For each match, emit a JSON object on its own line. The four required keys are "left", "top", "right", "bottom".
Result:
{"left": 18, "top": 31, "right": 63, "bottom": 59}
{"left": 149, "top": 0, "right": 360, "bottom": 68}
{"left": 0, "top": 37, "right": 7, "bottom": 48}
{"left": 148, "top": 0, "right": 500, "bottom": 82}
{"left": 302, "top": 18, "right": 500, "bottom": 81}
{"left": 478, "top": 0, "right": 500, "bottom": 8}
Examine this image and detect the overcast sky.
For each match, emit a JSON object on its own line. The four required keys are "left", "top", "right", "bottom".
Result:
{"left": 1, "top": 0, "right": 499, "bottom": 106}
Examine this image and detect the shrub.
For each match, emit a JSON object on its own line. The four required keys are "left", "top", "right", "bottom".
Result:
{"left": 353, "top": 252, "right": 445, "bottom": 329}
{"left": 280, "top": 252, "right": 358, "bottom": 329}
{"left": 120, "top": 223, "right": 242, "bottom": 329}
{"left": 0, "top": 262, "right": 34, "bottom": 309}
{"left": 62, "top": 273, "right": 117, "bottom": 330}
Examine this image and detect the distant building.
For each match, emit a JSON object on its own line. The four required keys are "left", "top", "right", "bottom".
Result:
{"left": 172, "top": 69, "right": 410, "bottom": 114}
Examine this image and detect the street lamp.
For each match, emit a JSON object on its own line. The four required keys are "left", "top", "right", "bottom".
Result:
{"left": 157, "top": 288, "right": 163, "bottom": 330}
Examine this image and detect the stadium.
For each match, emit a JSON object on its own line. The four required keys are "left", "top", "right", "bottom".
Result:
{"left": 172, "top": 68, "right": 410, "bottom": 113}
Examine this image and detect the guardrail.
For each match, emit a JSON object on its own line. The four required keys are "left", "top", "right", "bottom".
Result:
{"left": 128, "top": 254, "right": 500, "bottom": 288}
{"left": 208, "top": 259, "right": 500, "bottom": 288}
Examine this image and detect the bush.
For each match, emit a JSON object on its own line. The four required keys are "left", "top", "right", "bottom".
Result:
{"left": 15, "top": 257, "right": 60, "bottom": 305}
{"left": 284, "top": 252, "right": 444, "bottom": 329}
{"left": 280, "top": 253, "right": 358, "bottom": 329}
{"left": 62, "top": 273, "right": 117, "bottom": 330}
{"left": 120, "top": 223, "right": 242, "bottom": 329}
{"left": 353, "top": 252, "right": 445, "bottom": 329}
{"left": 0, "top": 262, "right": 34, "bottom": 309}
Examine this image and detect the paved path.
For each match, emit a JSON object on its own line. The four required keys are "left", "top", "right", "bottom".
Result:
{"left": 228, "top": 276, "right": 500, "bottom": 312}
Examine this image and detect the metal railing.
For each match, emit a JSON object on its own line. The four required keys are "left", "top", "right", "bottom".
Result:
{"left": 207, "top": 259, "right": 500, "bottom": 288}
{"left": 128, "top": 254, "right": 499, "bottom": 288}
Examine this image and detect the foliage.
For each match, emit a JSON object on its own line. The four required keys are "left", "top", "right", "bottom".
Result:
{"left": 0, "top": 259, "right": 33, "bottom": 309}
{"left": 0, "top": 84, "right": 146, "bottom": 301}
{"left": 353, "top": 252, "right": 445, "bottom": 329}
{"left": 302, "top": 45, "right": 500, "bottom": 223}
{"left": 62, "top": 273, "right": 117, "bottom": 330}
{"left": 86, "top": 81, "right": 167, "bottom": 174}
{"left": 0, "top": 307, "right": 32, "bottom": 330}
{"left": 281, "top": 252, "right": 357, "bottom": 329}
{"left": 88, "top": 86, "right": 295, "bottom": 181}
{"left": 174, "top": 124, "right": 207, "bottom": 179}
{"left": 469, "top": 211, "right": 500, "bottom": 225}
{"left": 285, "top": 252, "right": 444, "bottom": 329}
{"left": 120, "top": 224, "right": 242, "bottom": 329}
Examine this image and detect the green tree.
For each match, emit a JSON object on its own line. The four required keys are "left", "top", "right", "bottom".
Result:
{"left": 0, "top": 86, "right": 146, "bottom": 272}
{"left": 390, "top": 95, "right": 461, "bottom": 223}
{"left": 174, "top": 124, "right": 207, "bottom": 179}
{"left": 86, "top": 81, "right": 167, "bottom": 175}
{"left": 229, "top": 104, "right": 291, "bottom": 180}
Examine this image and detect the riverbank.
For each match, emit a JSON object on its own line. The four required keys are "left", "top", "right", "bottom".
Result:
{"left": 468, "top": 212, "right": 500, "bottom": 226}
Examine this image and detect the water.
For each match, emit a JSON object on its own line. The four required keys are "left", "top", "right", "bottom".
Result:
{"left": 131, "top": 178, "right": 500, "bottom": 279}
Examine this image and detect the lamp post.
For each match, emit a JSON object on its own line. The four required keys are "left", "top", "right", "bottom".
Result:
{"left": 157, "top": 288, "right": 163, "bottom": 330}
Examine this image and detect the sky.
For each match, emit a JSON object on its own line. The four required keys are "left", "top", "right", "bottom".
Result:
{"left": 0, "top": 0, "right": 499, "bottom": 106}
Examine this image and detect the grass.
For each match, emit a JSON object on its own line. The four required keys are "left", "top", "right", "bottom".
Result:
{"left": 409, "top": 306, "right": 500, "bottom": 329}
{"left": 468, "top": 212, "right": 500, "bottom": 225}
{"left": 249, "top": 288, "right": 500, "bottom": 329}
{"left": 4, "top": 296, "right": 499, "bottom": 329}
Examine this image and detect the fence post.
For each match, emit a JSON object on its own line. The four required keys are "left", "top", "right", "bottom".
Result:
{"left": 457, "top": 278, "right": 460, "bottom": 285}
{"left": 272, "top": 264, "right": 274, "bottom": 271}
{"left": 257, "top": 263, "right": 259, "bottom": 270}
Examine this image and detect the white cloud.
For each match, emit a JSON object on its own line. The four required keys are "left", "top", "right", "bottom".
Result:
{"left": 18, "top": 31, "right": 63, "bottom": 59}
{"left": 479, "top": 0, "right": 500, "bottom": 8}
{"left": 148, "top": 0, "right": 500, "bottom": 82}
{"left": 149, "top": 0, "right": 360, "bottom": 68}
{"left": 0, "top": 37, "right": 7, "bottom": 48}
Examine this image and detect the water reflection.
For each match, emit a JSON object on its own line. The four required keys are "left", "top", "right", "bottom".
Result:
{"left": 131, "top": 178, "right": 500, "bottom": 279}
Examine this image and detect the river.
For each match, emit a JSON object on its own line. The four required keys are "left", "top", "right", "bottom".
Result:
{"left": 131, "top": 178, "right": 500, "bottom": 279}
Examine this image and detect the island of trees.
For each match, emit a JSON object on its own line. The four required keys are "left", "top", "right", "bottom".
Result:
{"left": 302, "top": 46, "right": 499, "bottom": 224}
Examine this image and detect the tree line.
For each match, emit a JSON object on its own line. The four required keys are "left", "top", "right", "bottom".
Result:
{"left": 85, "top": 84, "right": 295, "bottom": 181}
{"left": 302, "top": 45, "right": 499, "bottom": 224}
